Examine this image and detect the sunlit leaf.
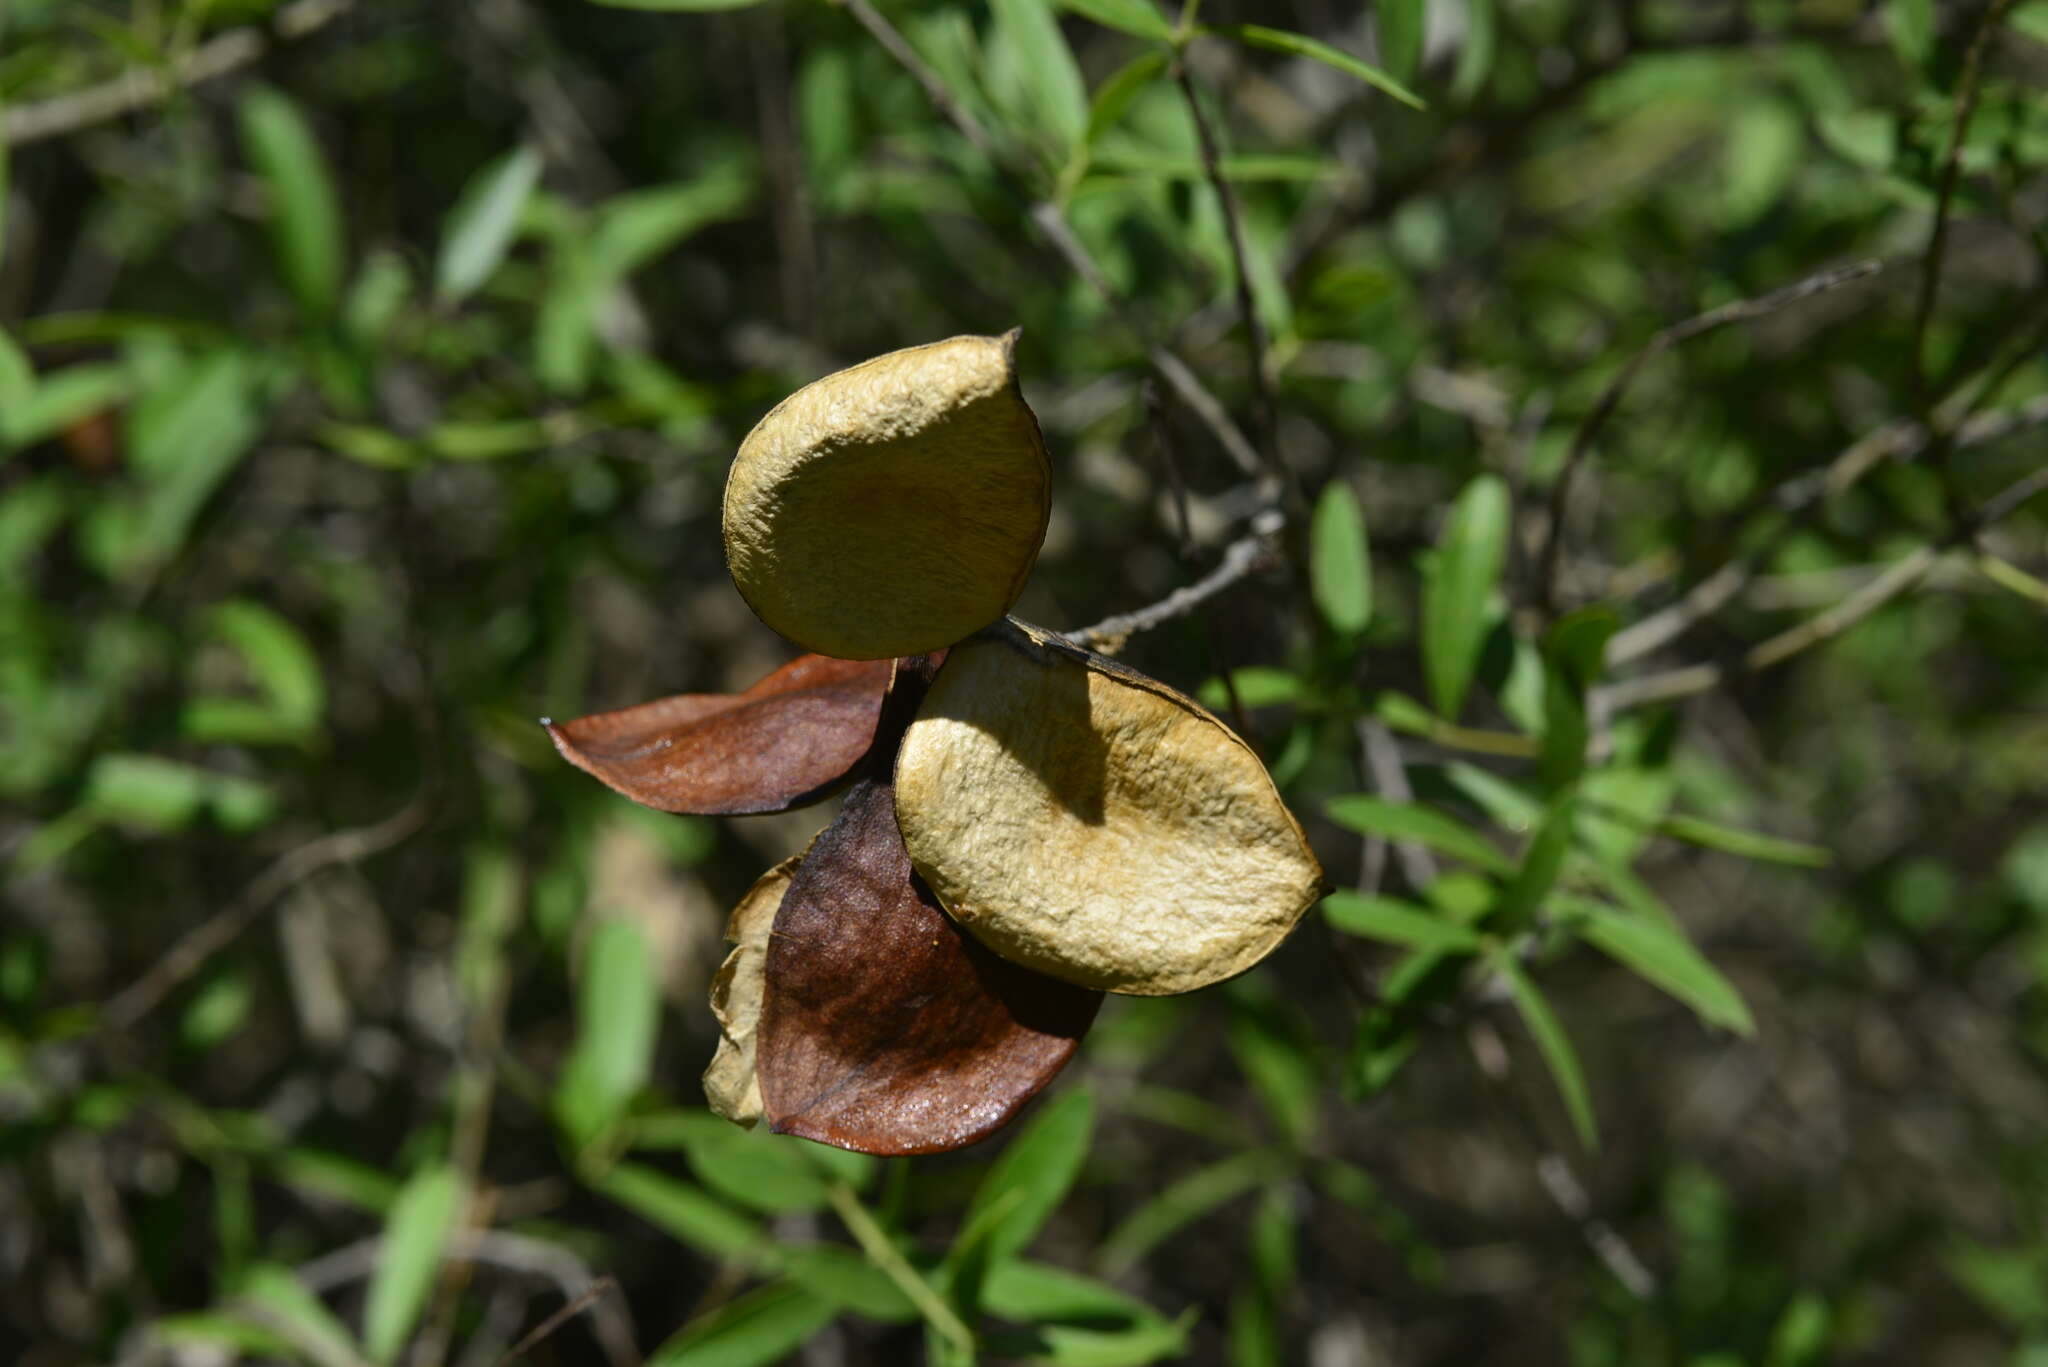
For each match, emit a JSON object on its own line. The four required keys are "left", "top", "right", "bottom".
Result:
{"left": 1495, "top": 954, "right": 1597, "bottom": 1149}
{"left": 238, "top": 87, "right": 345, "bottom": 322}
{"left": 1420, "top": 474, "right": 1508, "bottom": 719}
{"left": 645, "top": 1282, "right": 839, "bottom": 1367}
{"left": 1310, "top": 480, "right": 1372, "bottom": 636}
{"left": 1322, "top": 891, "right": 1482, "bottom": 952}
{"left": 1561, "top": 895, "right": 1754, "bottom": 1035}
{"left": 1210, "top": 23, "right": 1425, "bottom": 109}
{"left": 1327, "top": 794, "right": 1514, "bottom": 875}
{"left": 363, "top": 1165, "right": 463, "bottom": 1365}
{"left": 436, "top": 145, "right": 544, "bottom": 301}
{"left": 961, "top": 1088, "right": 1096, "bottom": 1266}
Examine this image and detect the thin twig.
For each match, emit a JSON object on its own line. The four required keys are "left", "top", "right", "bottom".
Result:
{"left": 1596, "top": 461, "right": 2048, "bottom": 712}
{"left": 837, "top": 0, "right": 1265, "bottom": 481}
{"left": 1909, "top": 0, "right": 2017, "bottom": 406}
{"left": 1067, "top": 512, "right": 1283, "bottom": 651}
{"left": 97, "top": 793, "right": 430, "bottom": 1033}
{"left": 1536, "top": 259, "right": 1884, "bottom": 612}
{"left": 1607, "top": 392, "right": 2048, "bottom": 663}
{"left": 826, "top": 1181, "right": 974, "bottom": 1356}
{"left": 494, "top": 1277, "right": 623, "bottom": 1367}
{"left": 294, "top": 1230, "right": 641, "bottom": 1367}
{"left": 3, "top": 0, "right": 355, "bottom": 146}
{"left": 1173, "top": 56, "right": 1285, "bottom": 494}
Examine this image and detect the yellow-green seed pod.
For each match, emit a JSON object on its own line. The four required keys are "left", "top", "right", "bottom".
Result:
{"left": 703, "top": 855, "right": 800, "bottom": 1126}
{"left": 723, "top": 332, "right": 1052, "bottom": 660}
{"left": 893, "top": 620, "right": 1326, "bottom": 996}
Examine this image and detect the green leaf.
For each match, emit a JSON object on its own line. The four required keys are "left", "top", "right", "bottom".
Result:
{"left": 1450, "top": 0, "right": 1495, "bottom": 100}
{"left": 436, "top": 145, "right": 543, "bottom": 302}
{"left": 595, "top": 1161, "right": 766, "bottom": 1262}
{"left": 961, "top": 1088, "right": 1095, "bottom": 1267}
{"left": 269, "top": 1147, "right": 400, "bottom": 1213}
{"left": 85, "top": 753, "right": 207, "bottom": 830}
{"left": 1321, "top": 891, "right": 1482, "bottom": 952}
{"left": 1211, "top": 24, "right": 1425, "bottom": 109}
{"left": 1085, "top": 49, "right": 1170, "bottom": 147}
{"left": 1097, "top": 1149, "right": 1289, "bottom": 1277}
{"left": 1059, "top": 0, "right": 1175, "bottom": 41}
{"left": 782, "top": 1246, "right": 918, "bottom": 1323}
{"left": 1420, "top": 474, "right": 1509, "bottom": 719}
{"left": 987, "top": 1313, "right": 1196, "bottom": 1365}
{"left": 1377, "top": 0, "right": 1426, "bottom": 82}
{"left": 1225, "top": 1003, "right": 1319, "bottom": 1147}
{"left": 1326, "top": 794, "right": 1514, "bottom": 875}
{"left": 982, "top": 1259, "right": 1166, "bottom": 1326}
{"left": 2, "top": 365, "right": 130, "bottom": 450}
{"left": 238, "top": 87, "right": 345, "bottom": 322}
{"left": 1197, "top": 666, "right": 1312, "bottom": 710}
{"left": 645, "top": 1282, "right": 839, "bottom": 1367}
{"left": 555, "top": 919, "right": 661, "bottom": 1149}
{"left": 1887, "top": 0, "right": 1934, "bottom": 68}
{"left": 1493, "top": 793, "right": 1576, "bottom": 933}
{"left": 184, "top": 600, "right": 327, "bottom": 746}
{"left": 362, "top": 1165, "right": 463, "bottom": 1365}
{"left": 1657, "top": 813, "right": 1832, "bottom": 867}
{"left": 235, "top": 1263, "right": 364, "bottom": 1366}
{"left": 1310, "top": 481, "right": 1372, "bottom": 636}
{"left": 1494, "top": 954, "right": 1598, "bottom": 1150}
{"left": 631, "top": 1109, "right": 833, "bottom": 1215}
{"left": 1539, "top": 608, "right": 1616, "bottom": 790}
{"left": 590, "top": 174, "right": 756, "bottom": 278}
{"left": 119, "top": 349, "right": 263, "bottom": 572}
{"left": 989, "top": 0, "right": 1090, "bottom": 157}
{"left": 1562, "top": 896, "right": 1754, "bottom": 1035}
{"left": 0, "top": 328, "right": 32, "bottom": 415}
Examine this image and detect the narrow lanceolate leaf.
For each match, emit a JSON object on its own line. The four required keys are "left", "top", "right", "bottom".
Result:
{"left": 644, "top": 1282, "right": 839, "bottom": 1367}
{"left": 759, "top": 659, "right": 1102, "bottom": 1156}
{"left": 1310, "top": 481, "right": 1373, "bottom": 637}
{"left": 1085, "top": 50, "right": 1170, "bottom": 146}
{"left": 1420, "top": 474, "right": 1509, "bottom": 720}
{"left": 1561, "top": 896, "right": 1754, "bottom": 1035}
{"left": 961, "top": 1088, "right": 1096, "bottom": 1266}
{"left": 554, "top": 918, "right": 661, "bottom": 1148}
{"left": 1494, "top": 955, "right": 1598, "bottom": 1150}
{"left": 1539, "top": 609, "right": 1616, "bottom": 791}
{"left": 1322, "top": 891, "right": 1482, "bottom": 952}
{"left": 1326, "top": 794, "right": 1514, "bottom": 876}
{"left": 237, "top": 87, "right": 345, "bottom": 323}
{"left": 1377, "top": 0, "right": 1426, "bottom": 82}
{"left": 1492, "top": 793, "right": 1576, "bottom": 933}
{"left": 1211, "top": 24, "right": 1426, "bottom": 109}
{"left": 1657, "top": 813, "right": 1832, "bottom": 868}
{"left": 436, "top": 146, "right": 543, "bottom": 302}
{"left": 1059, "top": 0, "right": 1176, "bottom": 41}
{"left": 545, "top": 654, "right": 895, "bottom": 815}
{"left": 362, "top": 1166, "right": 463, "bottom": 1365}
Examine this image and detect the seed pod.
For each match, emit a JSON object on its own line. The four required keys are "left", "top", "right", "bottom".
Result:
{"left": 893, "top": 619, "right": 1326, "bottom": 996}
{"left": 703, "top": 856, "right": 800, "bottom": 1127}
{"left": 723, "top": 332, "right": 1051, "bottom": 660}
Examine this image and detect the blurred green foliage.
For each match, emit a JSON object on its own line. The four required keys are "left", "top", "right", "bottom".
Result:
{"left": 4, "top": 0, "right": 2048, "bottom": 1363}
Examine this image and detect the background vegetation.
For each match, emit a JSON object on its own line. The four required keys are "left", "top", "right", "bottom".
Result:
{"left": 5, "top": 0, "right": 2048, "bottom": 1362}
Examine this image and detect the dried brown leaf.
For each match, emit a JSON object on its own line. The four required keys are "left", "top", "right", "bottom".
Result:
{"left": 703, "top": 855, "right": 802, "bottom": 1127}
{"left": 546, "top": 654, "right": 895, "bottom": 815}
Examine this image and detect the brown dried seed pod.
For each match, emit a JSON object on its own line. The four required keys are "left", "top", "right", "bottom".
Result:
{"left": 893, "top": 619, "right": 1326, "bottom": 996}
{"left": 722, "top": 332, "right": 1051, "bottom": 660}
{"left": 545, "top": 654, "right": 896, "bottom": 815}
{"left": 703, "top": 856, "right": 801, "bottom": 1127}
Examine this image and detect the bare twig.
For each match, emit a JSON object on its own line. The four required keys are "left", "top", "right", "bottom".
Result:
{"left": 1534, "top": 1154, "right": 1659, "bottom": 1299}
{"left": 294, "top": 1230, "right": 641, "bottom": 1367}
{"left": 3, "top": 0, "right": 355, "bottom": 146}
{"left": 1536, "top": 259, "right": 1884, "bottom": 612}
{"left": 98, "top": 793, "right": 430, "bottom": 1033}
{"left": 1909, "top": 0, "right": 2017, "bottom": 405}
{"left": 1607, "top": 393, "right": 2048, "bottom": 663}
{"left": 837, "top": 0, "right": 1265, "bottom": 482}
{"left": 1596, "top": 460, "right": 2048, "bottom": 712}
{"left": 494, "top": 1277, "right": 624, "bottom": 1367}
{"left": 1067, "top": 511, "right": 1283, "bottom": 651}
{"left": 1359, "top": 718, "right": 1439, "bottom": 892}
{"left": 1173, "top": 58, "right": 1285, "bottom": 494}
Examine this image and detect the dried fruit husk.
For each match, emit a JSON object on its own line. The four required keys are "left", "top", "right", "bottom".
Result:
{"left": 893, "top": 619, "right": 1326, "bottom": 996}
{"left": 703, "top": 856, "right": 800, "bottom": 1127}
{"left": 722, "top": 332, "right": 1051, "bottom": 661}
{"left": 545, "top": 654, "right": 895, "bottom": 815}
{"left": 754, "top": 655, "right": 1101, "bottom": 1155}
